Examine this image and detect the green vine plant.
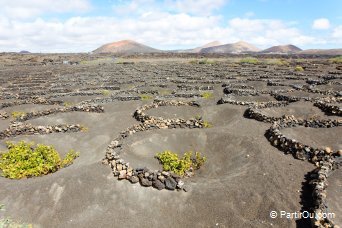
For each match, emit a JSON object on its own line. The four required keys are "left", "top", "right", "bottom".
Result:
{"left": 155, "top": 150, "right": 206, "bottom": 176}
{"left": 139, "top": 94, "right": 153, "bottom": 101}
{"left": 201, "top": 92, "right": 214, "bottom": 99}
{"left": 0, "top": 141, "right": 79, "bottom": 179}
{"left": 101, "top": 90, "right": 111, "bottom": 96}
{"left": 11, "top": 111, "right": 26, "bottom": 119}
{"left": 203, "top": 121, "right": 213, "bottom": 128}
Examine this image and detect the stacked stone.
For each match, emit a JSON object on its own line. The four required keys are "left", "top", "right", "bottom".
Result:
{"left": 173, "top": 92, "right": 201, "bottom": 98}
{"left": 273, "top": 94, "right": 302, "bottom": 102}
{"left": 223, "top": 87, "right": 259, "bottom": 96}
{"left": 245, "top": 109, "right": 288, "bottom": 123}
{"left": 308, "top": 89, "right": 339, "bottom": 96}
{"left": 0, "top": 93, "right": 17, "bottom": 99}
{"left": 306, "top": 79, "right": 326, "bottom": 85}
{"left": 217, "top": 95, "right": 288, "bottom": 108}
{"left": 135, "top": 89, "right": 159, "bottom": 95}
{"left": 0, "top": 111, "right": 9, "bottom": 119}
{"left": 133, "top": 100, "right": 200, "bottom": 122}
{"left": 222, "top": 84, "right": 254, "bottom": 90}
{"left": 48, "top": 91, "right": 106, "bottom": 98}
{"left": 14, "top": 105, "right": 105, "bottom": 122}
{"left": 79, "top": 86, "right": 120, "bottom": 91}
{"left": 0, "top": 97, "right": 64, "bottom": 109}
{"left": 266, "top": 118, "right": 341, "bottom": 163}
{"left": 310, "top": 161, "right": 337, "bottom": 228}
{"left": 0, "top": 122, "right": 83, "bottom": 140}
{"left": 103, "top": 100, "right": 204, "bottom": 191}
{"left": 79, "top": 95, "right": 141, "bottom": 106}
{"left": 177, "top": 85, "right": 214, "bottom": 91}
{"left": 267, "top": 81, "right": 287, "bottom": 86}
{"left": 103, "top": 152, "right": 186, "bottom": 191}
{"left": 314, "top": 101, "right": 341, "bottom": 116}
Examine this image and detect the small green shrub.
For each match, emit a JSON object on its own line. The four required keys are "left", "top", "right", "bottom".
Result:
{"left": 189, "top": 59, "right": 198, "bottom": 64}
{"left": 11, "top": 111, "right": 26, "bottom": 119}
{"left": 203, "top": 121, "right": 213, "bottom": 128}
{"left": 0, "top": 141, "right": 79, "bottom": 179}
{"left": 194, "top": 151, "right": 206, "bottom": 169}
{"left": 329, "top": 56, "right": 342, "bottom": 63}
{"left": 295, "top": 65, "right": 304, "bottom": 71}
{"left": 240, "top": 57, "right": 259, "bottom": 64}
{"left": 200, "top": 58, "right": 216, "bottom": 64}
{"left": 101, "top": 90, "right": 111, "bottom": 96}
{"left": 80, "top": 125, "right": 89, "bottom": 132}
{"left": 139, "top": 94, "right": 153, "bottom": 101}
{"left": 63, "top": 102, "right": 74, "bottom": 107}
{"left": 61, "top": 150, "right": 80, "bottom": 167}
{"left": 155, "top": 150, "right": 206, "bottom": 176}
{"left": 201, "top": 92, "right": 214, "bottom": 99}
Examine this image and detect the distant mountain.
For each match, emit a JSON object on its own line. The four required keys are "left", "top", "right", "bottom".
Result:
{"left": 93, "top": 40, "right": 161, "bottom": 54}
{"left": 19, "top": 50, "right": 30, "bottom": 54}
{"left": 261, "top": 44, "right": 302, "bottom": 54}
{"left": 298, "top": 49, "right": 342, "bottom": 55}
{"left": 200, "top": 41, "right": 260, "bottom": 53}
{"left": 174, "top": 41, "right": 222, "bottom": 53}
{"left": 189, "top": 41, "right": 222, "bottom": 53}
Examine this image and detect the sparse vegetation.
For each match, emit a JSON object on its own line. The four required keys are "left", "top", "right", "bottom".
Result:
{"left": 203, "top": 121, "right": 213, "bottom": 128}
{"left": 295, "top": 65, "right": 304, "bottom": 71}
{"left": 240, "top": 57, "right": 259, "bottom": 64}
{"left": 60, "top": 150, "right": 79, "bottom": 167}
{"left": 201, "top": 91, "right": 214, "bottom": 99}
{"left": 0, "top": 141, "right": 79, "bottom": 179}
{"left": 11, "top": 111, "right": 26, "bottom": 119}
{"left": 80, "top": 125, "right": 89, "bottom": 132}
{"left": 329, "top": 56, "right": 342, "bottom": 63}
{"left": 139, "top": 94, "right": 153, "bottom": 101}
{"left": 63, "top": 102, "right": 74, "bottom": 107}
{"left": 155, "top": 150, "right": 206, "bottom": 176}
{"left": 101, "top": 90, "right": 111, "bottom": 96}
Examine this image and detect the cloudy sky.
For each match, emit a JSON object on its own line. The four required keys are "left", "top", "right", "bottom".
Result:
{"left": 0, "top": 0, "right": 341, "bottom": 52}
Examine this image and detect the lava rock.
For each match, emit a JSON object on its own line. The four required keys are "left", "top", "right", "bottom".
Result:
{"left": 140, "top": 177, "right": 152, "bottom": 187}
{"left": 165, "top": 177, "right": 177, "bottom": 190}
{"left": 129, "top": 176, "right": 139, "bottom": 184}
{"left": 152, "top": 180, "right": 165, "bottom": 190}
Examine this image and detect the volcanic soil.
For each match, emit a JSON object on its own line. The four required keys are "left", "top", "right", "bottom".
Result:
{"left": 0, "top": 55, "right": 340, "bottom": 228}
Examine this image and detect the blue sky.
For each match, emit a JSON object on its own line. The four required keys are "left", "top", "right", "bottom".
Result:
{"left": 0, "top": 0, "right": 341, "bottom": 52}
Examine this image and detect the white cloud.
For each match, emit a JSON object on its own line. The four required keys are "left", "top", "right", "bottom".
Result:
{"left": 0, "top": 0, "right": 91, "bottom": 19}
{"left": 0, "top": 1, "right": 336, "bottom": 52}
{"left": 312, "top": 18, "right": 330, "bottom": 30}
{"left": 0, "top": 14, "right": 227, "bottom": 52}
{"left": 228, "top": 18, "right": 321, "bottom": 47}
{"left": 332, "top": 25, "right": 342, "bottom": 38}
